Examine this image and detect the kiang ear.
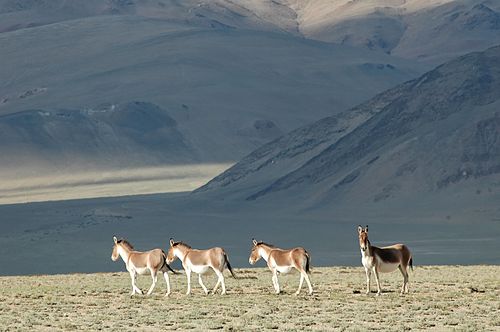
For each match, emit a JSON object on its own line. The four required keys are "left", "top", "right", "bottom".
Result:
{"left": 365, "top": 225, "right": 369, "bottom": 233}
{"left": 169, "top": 238, "right": 174, "bottom": 247}
{"left": 252, "top": 238, "right": 258, "bottom": 246}
{"left": 357, "top": 226, "right": 363, "bottom": 234}
{"left": 113, "top": 236, "right": 118, "bottom": 244}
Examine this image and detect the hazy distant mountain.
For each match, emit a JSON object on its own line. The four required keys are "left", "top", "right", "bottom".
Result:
{"left": 0, "top": 14, "right": 423, "bottom": 176}
{"left": 0, "top": 0, "right": 298, "bottom": 34}
{"left": 289, "top": 0, "right": 500, "bottom": 64}
{"left": 197, "top": 45, "right": 500, "bottom": 220}
{"left": 1, "top": 0, "right": 498, "bottom": 202}
{"left": 2, "top": 0, "right": 499, "bottom": 64}
{"left": 0, "top": 101, "right": 195, "bottom": 170}
{"left": 1, "top": 1, "right": 499, "bottom": 273}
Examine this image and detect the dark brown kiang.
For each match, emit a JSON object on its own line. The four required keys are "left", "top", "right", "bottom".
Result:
{"left": 358, "top": 226, "right": 413, "bottom": 295}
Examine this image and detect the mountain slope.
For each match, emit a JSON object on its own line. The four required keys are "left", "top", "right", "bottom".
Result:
{"left": 197, "top": 45, "right": 500, "bottom": 219}
{"left": 291, "top": 0, "right": 500, "bottom": 64}
{"left": 0, "top": 15, "right": 423, "bottom": 170}
{"left": 2, "top": 0, "right": 500, "bottom": 65}
{"left": 0, "top": 101, "right": 194, "bottom": 169}
{"left": 1, "top": 0, "right": 498, "bottom": 203}
{"left": 0, "top": 0, "right": 299, "bottom": 34}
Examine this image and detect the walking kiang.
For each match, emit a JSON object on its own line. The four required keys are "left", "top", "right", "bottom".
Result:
{"left": 249, "top": 239, "right": 313, "bottom": 295}
{"left": 166, "top": 238, "right": 236, "bottom": 295}
{"left": 110, "top": 230, "right": 415, "bottom": 298}
{"left": 111, "top": 236, "right": 175, "bottom": 296}
{"left": 357, "top": 226, "right": 413, "bottom": 296}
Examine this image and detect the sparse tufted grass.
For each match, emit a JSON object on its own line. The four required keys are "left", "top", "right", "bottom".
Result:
{"left": 0, "top": 266, "right": 498, "bottom": 331}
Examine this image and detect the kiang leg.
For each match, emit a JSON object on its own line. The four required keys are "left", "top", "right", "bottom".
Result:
{"left": 185, "top": 269, "right": 192, "bottom": 295}
{"left": 373, "top": 267, "right": 382, "bottom": 296}
{"left": 398, "top": 265, "right": 409, "bottom": 294}
{"left": 295, "top": 272, "right": 304, "bottom": 295}
{"left": 272, "top": 270, "right": 280, "bottom": 294}
{"left": 129, "top": 271, "right": 135, "bottom": 295}
{"left": 405, "top": 270, "right": 410, "bottom": 294}
{"left": 163, "top": 271, "right": 171, "bottom": 297}
{"left": 130, "top": 271, "right": 142, "bottom": 295}
{"left": 198, "top": 274, "right": 209, "bottom": 295}
{"left": 304, "top": 271, "right": 313, "bottom": 295}
{"left": 219, "top": 271, "right": 226, "bottom": 295}
{"left": 365, "top": 267, "right": 371, "bottom": 295}
{"left": 212, "top": 276, "right": 221, "bottom": 294}
{"left": 213, "top": 269, "right": 225, "bottom": 295}
{"left": 271, "top": 271, "right": 276, "bottom": 291}
{"left": 146, "top": 270, "right": 157, "bottom": 295}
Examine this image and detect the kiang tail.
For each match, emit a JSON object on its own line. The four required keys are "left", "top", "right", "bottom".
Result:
{"left": 224, "top": 252, "right": 237, "bottom": 279}
{"left": 409, "top": 257, "right": 413, "bottom": 271}
{"left": 305, "top": 252, "right": 311, "bottom": 274}
{"left": 161, "top": 250, "right": 177, "bottom": 274}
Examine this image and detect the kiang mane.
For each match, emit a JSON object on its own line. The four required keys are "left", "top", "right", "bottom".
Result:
{"left": 173, "top": 241, "right": 192, "bottom": 249}
{"left": 257, "top": 241, "right": 276, "bottom": 248}
{"left": 117, "top": 239, "right": 134, "bottom": 250}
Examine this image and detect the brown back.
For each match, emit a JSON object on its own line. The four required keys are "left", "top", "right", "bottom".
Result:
{"left": 250, "top": 239, "right": 310, "bottom": 272}
{"left": 168, "top": 239, "right": 230, "bottom": 273}
{"left": 112, "top": 237, "right": 170, "bottom": 272}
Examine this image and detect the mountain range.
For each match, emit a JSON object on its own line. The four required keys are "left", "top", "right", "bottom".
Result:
{"left": 198, "top": 45, "right": 500, "bottom": 224}
{"left": 2, "top": 0, "right": 500, "bottom": 187}
{"left": 2, "top": 0, "right": 500, "bottom": 61}
{"left": 0, "top": 5, "right": 426, "bottom": 191}
{"left": 0, "top": 1, "right": 499, "bottom": 273}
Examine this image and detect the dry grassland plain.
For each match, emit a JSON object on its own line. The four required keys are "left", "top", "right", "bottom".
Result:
{"left": 1, "top": 266, "right": 498, "bottom": 331}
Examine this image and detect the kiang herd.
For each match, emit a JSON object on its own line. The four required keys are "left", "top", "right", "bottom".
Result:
{"left": 111, "top": 225, "right": 413, "bottom": 297}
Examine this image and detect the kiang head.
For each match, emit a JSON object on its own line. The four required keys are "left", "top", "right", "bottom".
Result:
{"left": 111, "top": 236, "right": 120, "bottom": 261}
{"left": 249, "top": 238, "right": 262, "bottom": 265}
{"left": 111, "top": 236, "right": 133, "bottom": 261}
{"left": 357, "top": 225, "right": 369, "bottom": 252}
{"left": 167, "top": 238, "right": 190, "bottom": 264}
{"left": 166, "top": 238, "right": 178, "bottom": 264}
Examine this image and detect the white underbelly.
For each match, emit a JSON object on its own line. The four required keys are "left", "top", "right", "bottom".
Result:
{"left": 191, "top": 265, "right": 210, "bottom": 274}
{"left": 133, "top": 267, "right": 150, "bottom": 275}
{"left": 276, "top": 266, "right": 293, "bottom": 274}
{"left": 377, "top": 262, "right": 400, "bottom": 273}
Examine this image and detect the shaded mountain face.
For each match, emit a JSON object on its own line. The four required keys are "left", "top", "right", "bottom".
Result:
{"left": 0, "top": 0, "right": 300, "bottom": 34}
{"left": 0, "top": 14, "right": 424, "bottom": 175}
{"left": 1, "top": 0, "right": 498, "bottom": 203}
{"left": 0, "top": 101, "right": 194, "bottom": 169}
{"left": 197, "top": 45, "right": 500, "bottom": 217}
